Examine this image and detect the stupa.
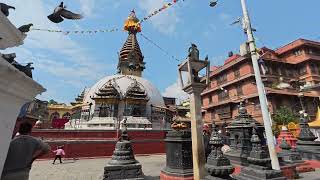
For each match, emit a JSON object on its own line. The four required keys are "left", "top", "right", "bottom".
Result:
{"left": 103, "top": 119, "right": 144, "bottom": 179}
{"left": 296, "top": 113, "right": 320, "bottom": 160}
{"left": 234, "top": 128, "right": 286, "bottom": 180}
{"left": 276, "top": 126, "right": 297, "bottom": 149}
{"left": 204, "top": 122, "right": 234, "bottom": 180}
{"left": 73, "top": 10, "right": 165, "bottom": 130}
{"left": 224, "top": 101, "right": 265, "bottom": 166}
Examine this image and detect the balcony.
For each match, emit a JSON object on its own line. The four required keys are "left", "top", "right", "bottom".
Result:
{"left": 202, "top": 73, "right": 255, "bottom": 95}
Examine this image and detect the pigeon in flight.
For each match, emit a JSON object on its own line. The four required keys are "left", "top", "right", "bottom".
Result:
{"left": 18, "top": 23, "right": 33, "bottom": 33}
{"left": 0, "top": 3, "right": 15, "bottom": 16}
{"left": 47, "top": 2, "right": 83, "bottom": 23}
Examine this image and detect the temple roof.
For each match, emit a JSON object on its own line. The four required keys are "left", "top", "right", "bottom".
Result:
{"left": 94, "top": 81, "right": 120, "bottom": 99}
{"left": 125, "top": 79, "right": 148, "bottom": 100}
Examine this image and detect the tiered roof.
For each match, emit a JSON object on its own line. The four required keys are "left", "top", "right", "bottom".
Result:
{"left": 125, "top": 80, "right": 148, "bottom": 100}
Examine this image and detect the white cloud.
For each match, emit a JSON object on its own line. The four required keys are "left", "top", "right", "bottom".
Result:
{"left": 162, "top": 79, "right": 189, "bottom": 104}
{"left": 78, "top": 0, "right": 96, "bottom": 17}
{"left": 138, "top": 0, "right": 180, "bottom": 34}
{"left": 1, "top": 0, "right": 109, "bottom": 102}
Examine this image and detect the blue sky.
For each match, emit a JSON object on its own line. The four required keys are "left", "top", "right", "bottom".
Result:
{"left": 3, "top": 0, "right": 320, "bottom": 103}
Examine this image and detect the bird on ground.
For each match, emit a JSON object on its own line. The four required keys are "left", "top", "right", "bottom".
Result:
{"left": 18, "top": 23, "right": 33, "bottom": 33}
{"left": 47, "top": 2, "right": 83, "bottom": 23}
{"left": 0, "top": 3, "right": 15, "bottom": 16}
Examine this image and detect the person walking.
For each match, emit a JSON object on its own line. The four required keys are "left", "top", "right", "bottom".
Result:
{"left": 1, "top": 121, "right": 50, "bottom": 180}
{"left": 52, "top": 146, "right": 65, "bottom": 164}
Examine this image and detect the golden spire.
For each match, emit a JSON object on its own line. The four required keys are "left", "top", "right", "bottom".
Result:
{"left": 118, "top": 10, "right": 145, "bottom": 77}
{"left": 124, "top": 10, "right": 141, "bottom": 33}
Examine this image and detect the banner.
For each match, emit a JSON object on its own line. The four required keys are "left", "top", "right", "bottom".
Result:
{"left": 31, "top": 28, "right": 120, "bottom": 35}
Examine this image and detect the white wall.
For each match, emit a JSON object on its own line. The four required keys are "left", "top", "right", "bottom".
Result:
{"left": 0, "top": 59, "right": 45, "bottom": 175}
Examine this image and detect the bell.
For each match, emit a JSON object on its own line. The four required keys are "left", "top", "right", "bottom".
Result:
{"left": 209, "top": 0, "right": 218, "bottom": 7}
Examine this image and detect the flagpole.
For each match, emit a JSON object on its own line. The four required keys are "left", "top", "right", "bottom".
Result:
{"left": 240, "top": 0, "right": 280, "bottom": 170}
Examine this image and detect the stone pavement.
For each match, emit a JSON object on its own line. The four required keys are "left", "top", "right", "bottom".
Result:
{"left": 30, "top": 154, "right": 165, "bottom": 180}
{"left": 29, "top": 154, "right": 320, "bottom": 180}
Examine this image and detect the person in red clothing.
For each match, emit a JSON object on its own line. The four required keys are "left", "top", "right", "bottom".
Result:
{"left": 52, "top": 146, "right": 65, "bottom": 164}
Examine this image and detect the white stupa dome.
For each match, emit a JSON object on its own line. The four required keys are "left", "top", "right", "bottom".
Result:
{"left": 83, "top": 74, "right": 164, "bottom": 116}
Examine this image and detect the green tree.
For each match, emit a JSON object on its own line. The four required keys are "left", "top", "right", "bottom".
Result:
{"left": 48, "top": 99, "right": 58, "bottom": 105}
{"left": 272, "top": 106, "right": 297, "bottom": 125}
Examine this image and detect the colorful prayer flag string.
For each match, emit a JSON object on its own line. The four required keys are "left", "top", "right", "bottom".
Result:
{"left": 139, "top": 33, "right": 180, "bottom": 62}
{"left": 30, "top": 28, "right": 121, "bottom": 35}
{"left": 139, "top": 0, "right": 184, "bottom": 24}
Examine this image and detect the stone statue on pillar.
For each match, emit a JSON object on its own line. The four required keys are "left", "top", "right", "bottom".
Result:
{"left": 188, "top": 43, "right": 199, "bottom": 61}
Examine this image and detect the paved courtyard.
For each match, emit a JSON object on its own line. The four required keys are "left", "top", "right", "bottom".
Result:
{"left": 29, "top": 154, "right": 320, "bottom": 180}
{"left": 30, "top": 154, "right": 166, "bottom": 180}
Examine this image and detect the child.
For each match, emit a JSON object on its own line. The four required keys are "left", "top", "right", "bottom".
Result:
{"left": 52, "top": 146, "right": 65, "bottom": 164}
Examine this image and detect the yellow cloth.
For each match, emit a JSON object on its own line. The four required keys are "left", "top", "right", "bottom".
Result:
{"left": 309, "top": 107, "right": 320, "bottom": 127}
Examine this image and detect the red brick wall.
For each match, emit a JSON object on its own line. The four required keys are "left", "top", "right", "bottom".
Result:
{"left": 40, "top": 140, "right": 165, "bottom": 159}
{"left": 32, "top": 129, "right": 166, "bottom": 159}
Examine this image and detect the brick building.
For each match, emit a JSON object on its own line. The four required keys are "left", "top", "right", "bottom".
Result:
{"left": 201, "top": 39, "right": 320, "bottom": 125}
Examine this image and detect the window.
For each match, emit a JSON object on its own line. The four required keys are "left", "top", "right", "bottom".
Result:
{"left": 98, "top": 103, "right": 118, "bottom": 117}
{"left": 62, "top": 112, "right": 71, "bottom": 119}
{"left": 294, "top": 49, "right": 302, "bottom": 56}
{"left": 236, "top": 84, "right": 243, "bottom": 96}
{"left": 234, "top": 68, "right": 240, "bottom": 78}
{"left": 218, "top": 90, "right": 229, "bottom": 101}
{"left": 211, "top": 110, "right": 216, "bottom": 120}
{"left": 208, "top": 96, "right": 212, "bottom": 104}
{"left": 216, "top": 106, "right": 231, "bottom": 119}
{"left": 299, "top": 65, "right": 307, "bottom": 75}
{"left": 217, "top": 73, "right": 227, "bottom": 85}
{"left": 310, "top": 63, "right": 318, "bottom": 74}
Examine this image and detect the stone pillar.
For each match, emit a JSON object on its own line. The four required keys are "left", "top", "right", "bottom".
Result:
{"left": 103, "top": 122, "right": 144, "bottom": 179}
{"left": 0, "top": 60, "right": 45, "bottom": 175}
{"left": 184, "top": 83, "right": 207, "bottom": 179}
{"left": 204, "top": 122, "right": 234, "bottom": 180}
{"left": 234, "top": 128, "right": 286, "bottom": 180}
{"left": 160, "top": 129, "right": 193, "bottom": 180}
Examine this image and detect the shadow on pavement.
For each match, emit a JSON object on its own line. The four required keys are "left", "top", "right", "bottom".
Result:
{"left": 145, "top": 175, "right": 160, "bottom": 180}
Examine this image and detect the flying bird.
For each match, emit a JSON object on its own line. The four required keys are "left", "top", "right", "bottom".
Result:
{"left": 209, "top": 0, "right": 218, "bottom": 7}
{"left": 0, "top": 3, "right": 15, "bottom": 16}
{"left": 47, "top": 2, "right": 83, "bottom": 23}
{"left": 230, "top": 17, "right": 241, "bottom": 26}
{"left": 18, "top": 23, "right": 33, "bottom": 33}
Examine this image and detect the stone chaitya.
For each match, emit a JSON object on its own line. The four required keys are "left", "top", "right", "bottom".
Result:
{"left": 224, "top": 101, "right": 265, "bottom": 166}
{"left": 103, "top": 120, "right": 144, "bottom": 180}
{"left": 296, "top": 113, "right": 320, "bottom": 160}
{"left": 234, "top": 128, "right": 286, "bottom": 180}
{"left": 278, "top": 137, "right": 314, "bottom": 174}
{"left": 204, "top": 121, "right": 234, "bottom": 180}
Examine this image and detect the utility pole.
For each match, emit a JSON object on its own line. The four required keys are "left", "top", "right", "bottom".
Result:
{"left": 240, "top": 0, "right": 280, "bottom": 170}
